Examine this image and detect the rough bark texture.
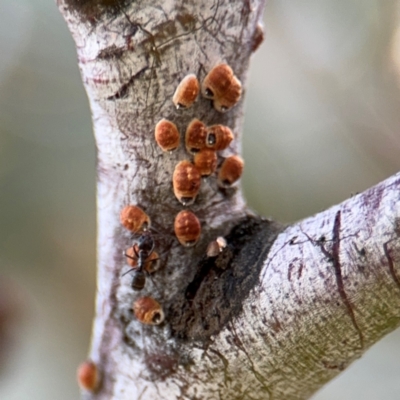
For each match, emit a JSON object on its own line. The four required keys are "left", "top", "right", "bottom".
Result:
{"left": 58, "top": 1, "right": 400, "bottom": 399}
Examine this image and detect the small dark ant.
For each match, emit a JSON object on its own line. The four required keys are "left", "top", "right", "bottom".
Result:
{"left": 123, "top": 231, "right": 159, "bottom": 291}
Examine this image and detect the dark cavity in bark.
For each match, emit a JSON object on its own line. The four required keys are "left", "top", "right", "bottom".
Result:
{"left": 168, "top": 216, "right": 284, "bottom": 341}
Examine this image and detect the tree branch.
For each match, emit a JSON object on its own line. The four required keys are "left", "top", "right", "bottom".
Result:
{"left": 58, "top": 1, "right": 400, "bottom": 399}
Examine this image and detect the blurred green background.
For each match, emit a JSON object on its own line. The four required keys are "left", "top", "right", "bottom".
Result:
{"left": 0, "top": 1, "right": 400, "bottom": 399}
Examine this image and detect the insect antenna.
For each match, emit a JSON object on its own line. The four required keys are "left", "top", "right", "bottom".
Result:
{"left": 121, "top": 267, "right": 137, "bottom": 277}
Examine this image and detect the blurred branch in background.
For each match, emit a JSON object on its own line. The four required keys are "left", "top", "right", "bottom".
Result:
{"left": 0, "top": 0, "right": 399, "bottom": 399}
{"left": 244, "top": 0, "right": 400, "bottom": 222}
{"left": 0, "top": 279, "right": 24, "bottom": 376}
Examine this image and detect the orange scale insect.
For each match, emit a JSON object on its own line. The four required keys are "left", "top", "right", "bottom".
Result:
{"left": 172, "top": 74, "right": 200, "bottom": 109}
{"left": 174, "top": 210, "right": 201, "bottom": 247}
{"left": 202, "top": 64, "right": 242, "bottom": 112}
{"left": 133, "top": 296, "right": 165, "bottom": 325}
{"left": 185, "top": 118, "right": 207, "bottom": 154}
{"left": 154, "top": 119, "right": 180, "bottom": 152}
{"left": 120, "top": 205, "right": 150, "bottom": 233}
{"left": 173, "top": 160, "right": 201, "bottom": 205}
{"left": 218, "top": 155, "right": 244, "bottom": 186}
{"left": 205, "top": 125, "right": 234, "bottom": 151}
{"left": 194, "top": 148, "right": 218, "bottom": 177}
{"left": 77, "top": 360, "right": 99, "bottom": 392}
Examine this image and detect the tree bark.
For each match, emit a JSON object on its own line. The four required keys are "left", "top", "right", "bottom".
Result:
{"left": 57, "top": 1, "right": 400, "bottom": 399}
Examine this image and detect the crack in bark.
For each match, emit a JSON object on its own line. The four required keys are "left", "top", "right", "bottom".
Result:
{"left": 138, "top": 387, "right": 148, "bottom": 400}
{"left": 314, "top": 210, "right": 364, "bottom": 349}
{"left": 227, "top": 323, "right": 272, "bottom": 398}
{"left": 207, "top": 347, "right": 230, "bottom": 386}
{"left": 107, "top": 66, "right": 149, "bottom": 100}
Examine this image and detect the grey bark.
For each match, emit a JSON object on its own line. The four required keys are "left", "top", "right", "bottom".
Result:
{"left": 57, "top": 1, "right": 400, "bottom": 399}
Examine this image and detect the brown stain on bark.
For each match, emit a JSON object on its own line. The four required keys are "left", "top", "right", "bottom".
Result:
{"left": 287, "top": 260, "right": 304, "bottom": 282}
{"left": 288, "top": 262, "right": 295, "bottom": 282}
{"left": 97, "top": 44, "right": 127, "bottom": 60}
{"left": 143, "top": 350, "right": 179, "bottom": 380}
{"left": 59, "top": 0, "right": 132, "bottom": 24}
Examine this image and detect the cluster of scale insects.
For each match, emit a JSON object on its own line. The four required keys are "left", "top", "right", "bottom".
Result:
{"left": 118, "top": 63, "right": 244, "bottom": 329}
{"left": 77, "top": 64, "right": 245, "bottom": 393}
